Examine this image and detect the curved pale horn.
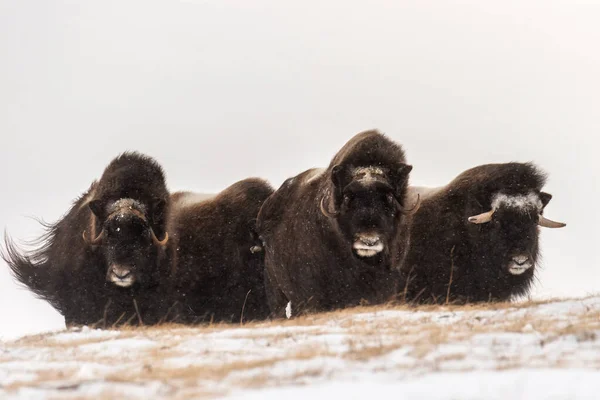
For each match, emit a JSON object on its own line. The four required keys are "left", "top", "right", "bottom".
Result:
{"left": 320, "top": 196, "right": 339, "bottom": 218}
{"left": 538, "top": 215, "right": 566, "bottom": 228}
{"left": 82, "top": 229, "right": 105, "bottom": 246}
{"left": 468, "top": 209, "right": 495, "bottom": 224}
{"left": 151, "top": 229, "right": 169, "bottom": 246}
{"left": 398, "top": 194, "right": 421, "bottom": 215}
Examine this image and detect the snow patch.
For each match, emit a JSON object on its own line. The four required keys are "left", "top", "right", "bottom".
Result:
{"left": 2, "top": 296, "right": 600, "bottom": 398}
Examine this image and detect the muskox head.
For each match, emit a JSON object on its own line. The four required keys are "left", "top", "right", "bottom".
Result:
{"left": 320, "top": 164, "right": 418, "bottom": 263}
{"left": 83, "top": 198, "right": 168, "bottom": 288}
{"left": 466, "top": 191, "right": 565, "bottom": 276}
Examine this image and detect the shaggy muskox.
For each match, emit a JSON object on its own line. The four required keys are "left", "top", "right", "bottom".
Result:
{"left": 400, "top": 162, "right": 566, "bottom": 304}
{"left": 166, "top": 178, "right": 274, "bottom": 323}
{"left": 2, "top": 152, "right": 172, "bottom": 326}
{"left": 256, "top": 130, "right": 418, "bottom": 317}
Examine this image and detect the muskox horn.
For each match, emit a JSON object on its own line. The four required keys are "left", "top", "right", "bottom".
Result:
{"left": 468, "top": 209, "right": 495, "bottom": 224}
{"left": 398, "top": 194, "right": 421, "bottom": 215}
{"left": 320, "top": 196, "right": 339, "bottom": 218}
{"left": 151, "top": 229, "right": 169, "bottom": 246}
{"left": 82, "top": 229, "right": 105, "bottom": 246}
{"left": 538, "top": 215, "right": 566, "bottom": 228}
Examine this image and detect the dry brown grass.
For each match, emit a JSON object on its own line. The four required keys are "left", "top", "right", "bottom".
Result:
{"left": 3, "top": 295, "right": 600, "bottom": 399}
{"left": 13, "top": 293, "right": 592, "bottom": 344}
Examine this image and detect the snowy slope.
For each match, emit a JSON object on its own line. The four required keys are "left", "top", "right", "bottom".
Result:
{"left": 2, "top": 296, "right": 600, "bottom": 399}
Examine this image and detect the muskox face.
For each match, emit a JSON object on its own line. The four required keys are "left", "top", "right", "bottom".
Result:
{"left": 322, "top": 164, "right": 415, "bottom": 263}
{"left": 84, "top": 198, "right": 168, "bottom": 288}
{"left": 467, "top": 191, "right": 565, "bottom": 276}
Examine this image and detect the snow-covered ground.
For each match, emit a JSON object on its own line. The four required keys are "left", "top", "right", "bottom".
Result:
{"left": 2, "top": 296, "right": 600, "bottom": 399}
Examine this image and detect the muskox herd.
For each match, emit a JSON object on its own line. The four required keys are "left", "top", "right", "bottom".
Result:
{"left": 1, "top": 130, "right": 566, "bottom": 327}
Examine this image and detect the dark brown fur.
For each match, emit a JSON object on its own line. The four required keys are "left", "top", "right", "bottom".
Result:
{"left": 2, "top": 152, "right": 172, "bottom": 327}
{"left": 401, "top": 162, "right": 563, "bottom": 304}
{"left": 167, "top": 178, "right": 274, "bottom": 324}
{"left": 257, "top": 130, "right": 414, "bottom": 317}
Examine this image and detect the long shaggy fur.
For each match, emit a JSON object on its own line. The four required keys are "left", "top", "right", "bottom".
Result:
{"left": 2, "top": 152, "right": 172, "bottom": 327}
{"left": 401, "top": 162, "right": 555, "bottom": 304}
{"left": 257, "top": 130, "right": 414, "bottom": 317}
{"left": 167, "top": 178, "right": 274, "bottom": 324}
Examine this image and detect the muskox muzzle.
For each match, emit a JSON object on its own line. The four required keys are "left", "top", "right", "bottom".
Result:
{"left": 107, "top": 264, "right": 136, "bottom": 287}
{"left": 507, "top": 255, "right": 533, "bottom": 276}
{"left": 353, "top": 234, "right": 385, "bottom": 258}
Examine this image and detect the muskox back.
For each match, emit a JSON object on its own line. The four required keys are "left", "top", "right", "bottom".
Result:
{"left": 257, "top": 130, "right": 415, "bottom": 317}
{"left": 401, "top": 162, "right": 566, "bottom": 304}
{"left": 167, "top": 178, "right": 274, "bottom": 324}
{"left": 2, "top": 152, "right": 173, "bottom": 326}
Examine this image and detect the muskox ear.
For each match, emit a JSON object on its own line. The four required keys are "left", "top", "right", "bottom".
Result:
{"left": 88, "top": 200, "right": 104, "bottom": 219}
{"left": 331, "top": 165, "right": 344, "bottom": 188}
{"left": 397, "top": 164, "right": 413, "bottom": 177}
{"left": 393, "top": 164, "right": 413, "bottom": 196}
{"left": 539, "top": 192, "right": 552, "bottom": 208}
{"left": 152, "top": 198, "right": 167, "bottom": 219}
{"left": 330, "top": 164, "right": 349, "bottom": 203}
{"left": 150, "top": 198, "right": 168, "bottom": 231}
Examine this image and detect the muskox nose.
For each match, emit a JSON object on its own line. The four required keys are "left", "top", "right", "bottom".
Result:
{"left": 108, "top": 265, "right": 136, "bottom": 287}
{"left": 113, "top": 269, "right": 132, "bottom": 279}
{"left": 360, "top": 236, "right": 381, "bottom": 247}
{"left": 508, "top": 255, "right": 533, "bottom": 276}
{"left": 353, "top": 235, "right": 385, "bottom": 258}
{"left": 512, "top": 255, "right": 530, "bottom": 266}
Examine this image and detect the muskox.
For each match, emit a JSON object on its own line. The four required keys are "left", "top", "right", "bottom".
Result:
{"left": 166, "top": 178, "right": 274, "bottom": 324}
{"left": 400, "top": 162, "right": 566, "bottom": 304}
{"left": 256, "top": 130, "right": 418, "bottom": 317}
{"left": 2, "top": 152, "right": 172, "bottom": 326}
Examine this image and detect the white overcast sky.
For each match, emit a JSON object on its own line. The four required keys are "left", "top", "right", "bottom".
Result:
{"left": 1, "top": 0, "right": 598, "bottom": 340}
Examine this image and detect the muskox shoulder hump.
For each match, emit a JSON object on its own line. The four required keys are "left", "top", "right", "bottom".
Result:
{"left": 406, "top": 185, "right": 446, "bottom": 204}
{"left": 96, "top": 151, "right": 169, "bottom": 203}
{"left": 102, "top": 151, "right": 166, "bottom": 184}
{"left": 450, "top": 162, "right": 548, "bottom": 194}
{"left": 171, "top": 191, "right": 216, "bottom": 209}
{"left": 328, "top": 129, "right": 407, "bottom": 170}
{"left": 215, "top": 177, "right": 274, "bottom": 205}
{"left": 302, "top": 168, "right": 326, "bottom": 186}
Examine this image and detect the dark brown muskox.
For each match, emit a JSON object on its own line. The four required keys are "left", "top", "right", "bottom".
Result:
{"left": 400, "top": 162, "right": 566, "bottom": 304}
{"left": 256, "top": 130, "right": 418, "bottom": 317}
{"left": 2, "top": 152, "right": 172, "bottom": 327}
{"left": 166, "top": 178, "right": 274, "bottom": 324}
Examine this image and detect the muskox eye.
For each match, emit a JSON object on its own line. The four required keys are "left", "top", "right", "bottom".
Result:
{"left": 343, "top": 195, "right": 351, "bottom": 204}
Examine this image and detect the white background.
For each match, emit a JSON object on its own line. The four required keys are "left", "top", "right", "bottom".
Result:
{"left": 1, "top": 0, "right": 598, "bottom": 340}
